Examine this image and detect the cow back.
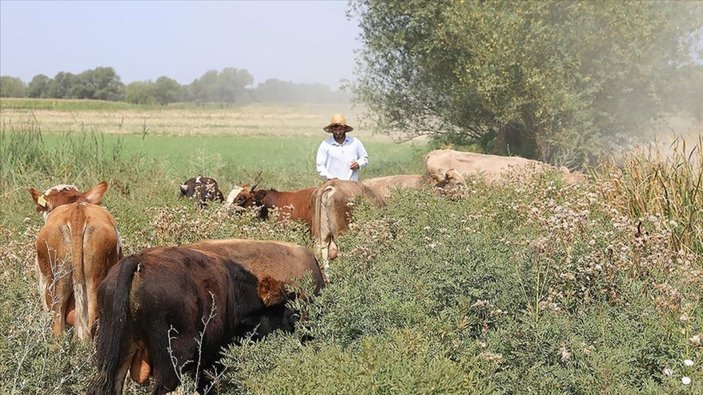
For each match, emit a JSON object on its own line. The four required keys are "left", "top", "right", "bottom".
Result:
{"left": 35, "top": 202, "right": 122, "bottom": 340}
{"left": 362, "top": 174, "right": 424, "bottom": 198}
{"left": 261, "top": 187, "right": 316, "bottom": 227}
{"left": 425, "top": 149, "right": 549, "bottom": 182}
{"left": 187, "top": 239, "right": 324, "bottom": 294}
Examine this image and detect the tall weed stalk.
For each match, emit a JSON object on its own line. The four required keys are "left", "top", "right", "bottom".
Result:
{"left": 596, "top": 136, "right": 703, "bottom": 254}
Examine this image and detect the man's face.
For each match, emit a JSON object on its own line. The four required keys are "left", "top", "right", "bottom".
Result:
{"left": 332, "top": 125, "right": 346, "bottom": 139}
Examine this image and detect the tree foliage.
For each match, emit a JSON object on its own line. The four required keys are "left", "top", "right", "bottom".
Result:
{"left": 0, "top": 76, "right": 26, "bottom": 98}
{"left": 351, "top": 0, "right": 703, "bottom": 165}
{"left": 188, "top": 68, "right": 254, "bottom": 104}
{"left": 4, "top": 67, "right": 350, "bottom": 105}
{"left": 254, "top": 79, "right": 353, "bottom": 103}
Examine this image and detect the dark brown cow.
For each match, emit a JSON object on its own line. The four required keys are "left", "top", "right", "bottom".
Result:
{"left": 311, "top": 179, "right": 386, "bottom": 270}
{"left": 29, "top": 182, "right": 123, "bottom": 340}
{"left": 225, "top": 185, "right": 316, "bottom": 228}
{"left": 179, "top": 176, "right": 225, "bottom": 207}
{"left": 89, "top": 239, "right": 324, "bottom": 394}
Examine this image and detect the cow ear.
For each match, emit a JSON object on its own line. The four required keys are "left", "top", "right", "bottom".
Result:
{"left": 257, "top": 276, "right": 287, "bottom": 306}
{"left": 179, "top": 184, "right": 188, "bottom": 194}
{"left": 84, "top": 181, "right": 109, "bottom": 205}
{"left": 29, "top": 187, "right": 49, "bottom": 213}
{"left": 253, "top": 190, "right": 268, "bottom": 200}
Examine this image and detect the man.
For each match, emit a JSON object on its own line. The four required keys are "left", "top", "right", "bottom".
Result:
{"left": 316, "top": 113, "right": 369, "bottom": 181}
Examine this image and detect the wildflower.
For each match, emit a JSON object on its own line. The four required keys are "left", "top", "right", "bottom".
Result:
{"left": 690, "top": 335, "right": 701, "bottom": 346}
{"left": 681, "top": 376, "right": 691, "bottom": 385}
{"left": 663, "top": 368, "right": 673, "bottom": 376}
{"left": 683, "top": 359, "right": 694, "bottom": 367}
{"left": 680, "top": 313, "right": 689, "bottom": 322}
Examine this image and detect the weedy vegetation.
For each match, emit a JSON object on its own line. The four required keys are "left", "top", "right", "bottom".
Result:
{"left": 0, "top": 100, "right": 700, "bottom": 393}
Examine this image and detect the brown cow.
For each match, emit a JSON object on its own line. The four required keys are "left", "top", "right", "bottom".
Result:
{"left": 29, "top": 182, "right": 123, "bottom": 340}
{"left": 424, "top": 149, "right": 581, "bottom": 184}
{"left": 311, "top": 179, "right": 386, "bottom": 270}
{"left": 89, "top": 239, "right": 324, "bottom": 394}
{"left": 362, "top": 171, "right": 467, "bottom": 199}
{"left": 225, "top": 184, "right": 316, "bottom": 228}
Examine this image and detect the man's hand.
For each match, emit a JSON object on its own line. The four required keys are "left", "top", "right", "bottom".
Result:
{"left": 350, "top": 161, "right": 360, "bottom": 170}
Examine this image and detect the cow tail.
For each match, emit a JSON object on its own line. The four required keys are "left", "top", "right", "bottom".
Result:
{"left": 320, "top": 186, "right": 338, "bottom": 262}
{"left": 89, "top": 256, "right": 139, "bottom": 395}
{"left": 70, "top": 205, "right": 89, "bottom": 340}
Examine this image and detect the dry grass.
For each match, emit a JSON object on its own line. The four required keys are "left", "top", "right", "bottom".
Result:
{"left": 0, "top": 102, "right": 393, "bottom": 141}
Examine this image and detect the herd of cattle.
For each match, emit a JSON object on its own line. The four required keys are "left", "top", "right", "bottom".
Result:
{"left": 28, "top": 149, "right": 583, "bottom": 394}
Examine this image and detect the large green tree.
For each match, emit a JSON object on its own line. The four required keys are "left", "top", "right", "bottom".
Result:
{"left": 188, "top": 68, "right": 254, "bottom": 104}
{"left": 69, "top": 67, "right": 124, "bottom": 101}
{"left": 27, "top": 74, "right": 51, "bottom": 98}
{"left": 352, "top": 0, "right": 703, "bottom": 165}
{"left": 0, "top": 76, "right": 26, "bottom": 97}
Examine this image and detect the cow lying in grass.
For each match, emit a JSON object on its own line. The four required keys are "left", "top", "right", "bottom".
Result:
{"left": 179, "top": 176, "right": 225, "bottom": 207}
{"left": 424, "top": 149, "right": 584, "bottom": 184}
{"left": 29, "top": 181, "right": 123, "bottom": 340}
{"left": 362, "top": 171, "right": 467, "bottom": 199}
{"left": 89, "top": 239, "right": 324, "bottom": 394}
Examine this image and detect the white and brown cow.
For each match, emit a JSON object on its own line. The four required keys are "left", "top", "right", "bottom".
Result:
{"left": 311, "top": 179, "right": 386, "bottom": 271}
{"left": 29, "top": 181, "right": 123, "bottom": 340}
{"left": 179, "top": 176, "right": 225, "bottom": 207}
{"left": 424, "top": 149, "right": 583, "bottom": 184}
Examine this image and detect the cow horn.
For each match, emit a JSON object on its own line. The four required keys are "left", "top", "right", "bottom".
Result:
{"left": 251, "top": 183, "right": 258, "bottom": 191}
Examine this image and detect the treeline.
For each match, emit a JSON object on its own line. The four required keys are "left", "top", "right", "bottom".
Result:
{"left": 0, "top": 67, "right": 352, "bottom": 104}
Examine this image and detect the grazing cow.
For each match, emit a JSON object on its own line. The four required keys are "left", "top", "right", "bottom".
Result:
{"left": 311, "top": 179, "right": 386, "bottom": 269}
{"left": 424, "top": 149, "right": 581, "bottom": 184}
{"left": 225, "top": 185, "right": 316, "bottom": 228}
{"left": 179, "top": 176, "right": 225, "bottom": 207}
{"left": 29, "top": 181, "right": 123, "bottom": 340}
{"left": 362, "top": 171, "right": 467, "bottom": 199}
{"left": 90, "top": 239, "right": 324, "bottom": 394}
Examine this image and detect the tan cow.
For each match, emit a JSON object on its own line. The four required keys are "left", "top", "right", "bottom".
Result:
{"left": 362, "top": 171, "right": 467, "bottom": 199}
{"left": 29, "top": 181, "right": 123, "bottom": 340}
{"left": 311, "top": 179, "right": 386, "bottom": 272}
{"left": 187, "top": 238, "right": 325, "bottom": 294}
{"left": 424, "top": 149, "right": 582, "bottom": 184}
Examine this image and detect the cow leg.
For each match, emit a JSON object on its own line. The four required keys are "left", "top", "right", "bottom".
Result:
{"left": 65, "top": 294, "right": 76, "bottom": 326}
{"left": 149, "top": 345, "right": 182, "bottom": 395}
{"left": 49, "top": 276, "right": 71, "bottom": 337}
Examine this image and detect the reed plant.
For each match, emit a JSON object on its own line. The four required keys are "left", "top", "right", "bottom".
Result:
{"left": 595, "top": 135, "right": 703, "bottom": 254}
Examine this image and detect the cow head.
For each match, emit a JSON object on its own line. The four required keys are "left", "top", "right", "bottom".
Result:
{"left": 179, "top": 176, "right": 224, "bottom": 207}
{"left": 431, "top": 168, "right": 466, "bottom": 192}
{"left": 29, "top": 181, "right": 109, "bottom": 221}
{"left": 225, "top": 184, "right": 269, "bottom": 219}
{"left": 257, "top": 276, "right": 289, "bottom": 306}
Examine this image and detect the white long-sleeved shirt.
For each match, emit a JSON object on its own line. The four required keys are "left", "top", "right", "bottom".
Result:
{"left": 316, "top": 135, "right": 369, "bottom": 181}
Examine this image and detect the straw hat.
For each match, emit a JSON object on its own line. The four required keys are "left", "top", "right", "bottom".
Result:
{"left": 323, "top": 113, "right": 354, "bottom": 133}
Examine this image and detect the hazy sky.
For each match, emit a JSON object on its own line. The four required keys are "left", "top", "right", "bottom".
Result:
{"left": 0, "top": 0, "right": 360, "bottom": 90}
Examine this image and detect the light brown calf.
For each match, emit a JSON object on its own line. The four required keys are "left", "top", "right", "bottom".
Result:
{"left": 29, "top": 182, "right": 123, "bottom": 340}
{"left": 311, "top": 179, "right": 386, "bottom": 272}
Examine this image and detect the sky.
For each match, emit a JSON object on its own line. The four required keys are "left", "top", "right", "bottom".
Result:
{"left": 0, "top": 0, "right": 360, "bottom": 90}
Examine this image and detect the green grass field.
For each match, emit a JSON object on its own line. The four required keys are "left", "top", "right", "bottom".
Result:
{"left": 0, "top": 99, "right": 700, "bottom": 394}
